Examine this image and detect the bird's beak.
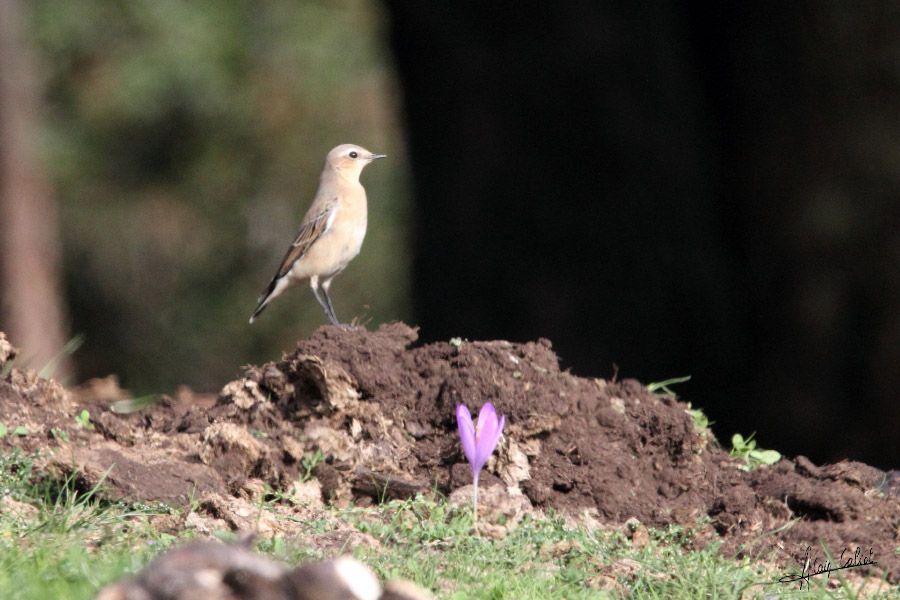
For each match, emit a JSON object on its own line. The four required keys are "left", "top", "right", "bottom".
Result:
{"left": 368, "top": 153, "right": 387, "bottom": 161}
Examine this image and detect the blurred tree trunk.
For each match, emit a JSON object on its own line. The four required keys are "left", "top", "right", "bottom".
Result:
{"left": 0, "top": 0, "right": 70, "bottom": 377}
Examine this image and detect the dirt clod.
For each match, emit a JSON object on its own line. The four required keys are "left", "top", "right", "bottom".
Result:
{"left": 0, "top": 333, "right": 17, "bottom": 365}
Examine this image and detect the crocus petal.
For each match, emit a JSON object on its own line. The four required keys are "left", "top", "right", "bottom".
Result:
{"left": 473, "top": 403, "right": 502, "bottom": 472}
{"left": 484, "top": 412, "right": 503, "bottom": 444}
{"left": 456, "top": 404, "right": 477, "bottom": 467}
{"left": 489, "top": 415, "right": 506, "bottom": 454}
{"left": 476, "top": 403, "right": 497, "bottom": 437}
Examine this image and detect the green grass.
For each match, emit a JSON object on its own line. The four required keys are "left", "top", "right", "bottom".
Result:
{"left": 343, "top": 502, "right": 762, "bottom": 599}
{"left": 0, "top": 449, "right": 893, "bottom": 599}
{"left": 0, "top": 450, "right": 178, "bottom": 599}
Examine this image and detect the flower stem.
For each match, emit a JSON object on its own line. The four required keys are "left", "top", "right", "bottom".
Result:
{"left": 472, "top": 472, "right": 479, "bottom": 533}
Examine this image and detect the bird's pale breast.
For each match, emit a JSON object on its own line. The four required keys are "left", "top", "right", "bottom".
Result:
{"left": 286, "top": 190, "right": 367, "bottom": 282}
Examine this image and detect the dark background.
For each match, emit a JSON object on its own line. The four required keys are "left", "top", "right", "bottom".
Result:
{"left": 387, "top": 2, "right": 900, "bottom": 469}
{"left": 1, "top": 2, "right": 897, "bottom": 469}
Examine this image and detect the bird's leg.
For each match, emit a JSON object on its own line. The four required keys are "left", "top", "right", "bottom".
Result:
{"left": 310, "top": 276, "right": 339, "bottom": 326}
{"left": 320, "top": 277, "right": 342, "bottom": 326}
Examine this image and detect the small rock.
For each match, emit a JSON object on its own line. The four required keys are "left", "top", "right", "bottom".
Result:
{"left": 609, "top": 397, "right": 626, "bottom": 414}
{"left": 548, "top": 539, "right": 583, "bottom": 558}
{"left": 623, "top": 517, "right": 649, "bottom": 548}
{"left": 498, "top": 440, "right": 531, "bottom": 487}
{"left": 631, "top": 526, "right": 650, "bottom": 548}
{"left": 183, "top": 511, "right": 229, "bottom": 536}
{"left": 281, "top": 436, "right": 306, "bottom": 463}
{"left": 219, "top": 379, "right": 268, "bottom": 410}
{"left": 586, "top": 573, "right": 621, "bottom": 592}
{"left": 449, "top": 484, "right": 532, "bottom": 532}
{"left": 291, "top": 354, "right": 359, "bottom": 412}
{"left": 289, "top": 479, "right": 324, "bottom": 506}
{"left": 612, "top": 557, "right": 642, "bottom": 579}
{"left": 0, "top": 495, "right": 38, "bottom": 521}
{"left": 200, "top": 422, "right": 271, "bottom": 478}
{"left": 0, "top": 332, "right": 17, "bottom": 365}
{"left": 624, "top": 517, "right": 640, "bottom": 532}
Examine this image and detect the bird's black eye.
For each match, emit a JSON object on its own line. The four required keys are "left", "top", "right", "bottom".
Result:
{"left": 349, "top": 151, "right": 358, "bottom": 159}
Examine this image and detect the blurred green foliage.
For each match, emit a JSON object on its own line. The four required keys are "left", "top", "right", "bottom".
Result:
{"left": 28, "top": 0, "right": 410, "bottom": 392}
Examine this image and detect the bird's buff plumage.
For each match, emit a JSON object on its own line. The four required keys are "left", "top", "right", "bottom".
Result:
{"left": 249, "top": 144, "right": 385, "bottom": 325}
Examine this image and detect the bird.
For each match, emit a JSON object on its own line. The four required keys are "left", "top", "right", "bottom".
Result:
{"left": 249, "top": 144, "right": 385, "bottom": 326}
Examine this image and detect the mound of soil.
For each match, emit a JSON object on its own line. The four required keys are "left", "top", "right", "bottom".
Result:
{"left": 1, "top": 324, "right": 897, "bottom": 583}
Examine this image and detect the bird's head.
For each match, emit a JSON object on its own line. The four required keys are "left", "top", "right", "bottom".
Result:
{"left": 325, "top": 144, "right": 386, "bottom": 181}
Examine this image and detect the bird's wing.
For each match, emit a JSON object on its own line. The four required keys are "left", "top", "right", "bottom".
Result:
{"left": 249, "top": 197, "right": 338, "bottom": 322}
{"left": 274, "top": 199, "right": 336, "bottom": 279}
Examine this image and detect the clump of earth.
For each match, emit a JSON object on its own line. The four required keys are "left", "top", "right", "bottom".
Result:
{"left": 0, "top": 325, "right": 896, "bottom": 582}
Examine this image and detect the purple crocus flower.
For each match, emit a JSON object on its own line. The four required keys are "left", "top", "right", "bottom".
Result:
{"left": 456, "top": 402, "right": 506, "bottom": 525}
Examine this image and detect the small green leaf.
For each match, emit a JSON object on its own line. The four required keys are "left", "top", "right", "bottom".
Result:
{"left": 213, "top": 530, "right": 238, "bottom": 543}
{"left": 647, "top": 375, "right": 692, "bottom": 395}
{"left": 301, "top": 449, "right": 325, "bottom": 482}
{"left": 750, "top": 449, "right": 781, "bottom": 465}
{"left": 731, "top": 432, "right": 780, "bottom": 469}
{"left": 109, "top": 394, "right": 160, "bottom": 414}
{"left": 50, "top": 427, "right": 70, "bottom": 442}
{"left": 13, "top": 426, "right": 28, "bottom": 437}
{"left": 38, "top": 334, "right": 85, "bottom": 379}
{"left": 0, "top": 423, "right": 6, "bottom": 438}
{"left": 688, "top": 407, "right": 709, "bottom": 430}
{"left": 269, "top": 535, "right": 286, "bottom": 555}
{"left": 74, "top": 409, "right": 94, "bottom": 429}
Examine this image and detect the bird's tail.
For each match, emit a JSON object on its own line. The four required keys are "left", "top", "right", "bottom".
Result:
{"left": 248, "top": 278, "right": 280, "bottom": 324}
{"left": 248, "top": 298, "right": 269, "bottom": 324}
